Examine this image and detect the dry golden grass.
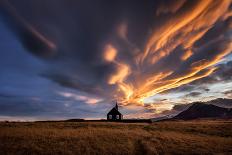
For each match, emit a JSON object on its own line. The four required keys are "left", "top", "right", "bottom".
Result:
{"left": 0, "top": 120, "right": 232, "bottom": 155}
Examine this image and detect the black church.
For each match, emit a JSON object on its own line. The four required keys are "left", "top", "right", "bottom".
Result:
{"left": 107, "top": 102, "right": 123, "bottom": 121}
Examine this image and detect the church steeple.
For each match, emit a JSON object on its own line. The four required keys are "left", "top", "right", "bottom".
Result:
{"left": 115, "top": 101, "right": 118, "bottom": 110}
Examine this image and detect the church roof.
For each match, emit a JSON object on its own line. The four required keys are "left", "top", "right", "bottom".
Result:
{"left": 107, "top": 107, "right": 122, "bottom": 115}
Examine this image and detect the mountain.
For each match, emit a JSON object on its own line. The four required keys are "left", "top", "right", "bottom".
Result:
{"left": 209, "top": 98, "right": 232, "bottom": 108}
{"left": 174, "top": 102, "right": 232, "bottom": 120}
{"left": 172, "top": 98, "right": 232, "bottom": 112}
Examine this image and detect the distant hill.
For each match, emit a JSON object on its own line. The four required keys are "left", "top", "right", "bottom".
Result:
{"left": 172, "top": 98, "right": 232, "bottom": 112}
{"left": 174, "top": 102, "right": 232, "bottom": 120}
{"left": 209, "top": 98, "right": 232, "bottom": 108}
{"left": 150, "top": 98, "right": 232, "bottom": 121}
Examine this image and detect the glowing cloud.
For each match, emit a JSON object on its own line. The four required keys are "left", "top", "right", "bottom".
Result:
{"left": 113, "top": 0, "right": 232, "bottom": 106}
{"left": 1, "top": 0, "right": 231, "bottom": 116}
{"left": 103, "top": 44, "right": 117, "bottom": 62}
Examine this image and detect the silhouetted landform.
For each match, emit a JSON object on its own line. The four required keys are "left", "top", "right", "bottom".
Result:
{"left": 173, "top": 98, "right": 232, "bottom": 112}
{"left": 64, "top": 119, "right": 85, "bottom": 122}
{"left": 150, "top": 98, "right": 232, "bottom": 122}
{"left": 208, "top": 98, "right": 232, "bottom": 108}
{"left": 35, "top": 119, "right": 152, "bottom": 123}
{"left": 174, "top": 102, "right": 232, "bottom": 120}
{"left": 117, "top": 119, "right": 152, "bottom": 123}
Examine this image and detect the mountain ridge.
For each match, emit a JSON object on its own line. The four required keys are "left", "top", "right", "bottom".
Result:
{"left": 173, "top": 102, "right": 232, "bottom": 120}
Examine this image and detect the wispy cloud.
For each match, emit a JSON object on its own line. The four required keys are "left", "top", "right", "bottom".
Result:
{"left": 58, "top": 92, "right": 102, "bottom": 105}
{"left": 0, "top": 0, "right": 231, "bottom": 118}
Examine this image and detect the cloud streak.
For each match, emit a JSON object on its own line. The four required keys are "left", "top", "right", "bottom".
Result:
{"left": 0, "top": 0, "right": 231, "bottom": 116}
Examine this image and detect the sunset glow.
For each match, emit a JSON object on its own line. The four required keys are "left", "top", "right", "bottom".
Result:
{"left": 0, "top": 0, "right": 231, "bottom": 119}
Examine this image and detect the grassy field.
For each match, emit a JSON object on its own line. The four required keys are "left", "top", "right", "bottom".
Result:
{"left": 0, "top": 120, "right": 232, "bottom": 155}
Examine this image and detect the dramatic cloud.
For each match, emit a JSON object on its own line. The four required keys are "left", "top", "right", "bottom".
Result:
{"left": 0, "top": 0, "right": 231, "bottom": 119}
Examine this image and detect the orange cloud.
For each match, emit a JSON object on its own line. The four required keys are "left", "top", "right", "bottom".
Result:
{"left": 108, "top": 62, "right": 130, "bottom": 85}
{"left": 103, "top": 44, "right": 117, "bottom": 62}
{"left": 181, "top": 50, "right": 193, "bottom": 60}
{"left": 112, "top": 0, "right": 231, "bottom": 109}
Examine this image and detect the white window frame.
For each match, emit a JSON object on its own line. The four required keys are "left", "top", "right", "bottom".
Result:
{"left": 109, "top": 115, "right": 112, "bottom": 119}
{"left": 116, "top": 115, "right": 119, "bottom": 119}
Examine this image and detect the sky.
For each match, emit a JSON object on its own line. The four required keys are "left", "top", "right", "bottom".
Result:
{"left": 0, "top": 0, "right": 231, "bottom": 121}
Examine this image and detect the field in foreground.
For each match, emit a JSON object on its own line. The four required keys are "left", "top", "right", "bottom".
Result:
{"left": 0, "top": 120, "right": 232, "bottom": 155}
